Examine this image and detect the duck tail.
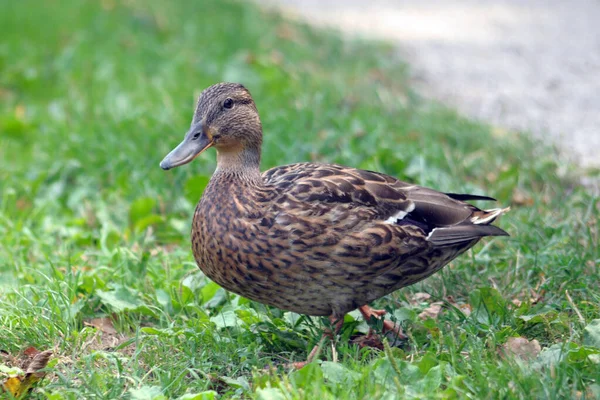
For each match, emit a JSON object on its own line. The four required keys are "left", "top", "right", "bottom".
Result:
{"left": 426, "top": 207, "right": 510, "bottom": 247}
{"left": 470, "top": 206, "right": 511, "bottom": 225}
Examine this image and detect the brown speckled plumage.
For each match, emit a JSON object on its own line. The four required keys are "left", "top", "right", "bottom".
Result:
{"left": 161, "top": 82, "right": 509, "bottom": 331}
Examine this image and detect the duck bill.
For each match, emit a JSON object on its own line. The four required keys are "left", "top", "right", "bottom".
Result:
{"left": 160, "top": 121, "right": 213, "bottom": 170}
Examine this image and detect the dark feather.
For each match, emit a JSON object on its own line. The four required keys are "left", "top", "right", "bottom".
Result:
{"left": 445, "top": 193, "right": 497, "bottom": 202}
{"left": 427, "top": 224, "right": 509, "bottom": 246}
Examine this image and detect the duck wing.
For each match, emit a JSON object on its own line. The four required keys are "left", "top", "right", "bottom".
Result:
{"left": 262, "top": 162, "right": 508, "bottom": 248}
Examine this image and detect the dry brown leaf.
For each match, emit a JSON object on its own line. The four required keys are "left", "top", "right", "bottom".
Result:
{"left": 456, "top": 303, "right": 472, "bottom": 317}
{"left": 86, "top": 331, "right": 131, "bottom": 354}
{"left": 85, "top": 317, "right": 117, "bottom": 334}
{"left": 500, "top": 337, "right": 541, "bottom": 361}
{"left": 512, "top": 284, "right": 545, "bottom": 307}
{"left": 486, "top": 172, "right": 498, "bottom": 183}
{"left": 15, "top": 198, "right": 31, "bottom": 211}
{"left": 511, "top": 188, "right": 534, "bottom": 206}
{"left": 410, "top": 292, "right": 432, "bottom": 304}
{"left": 529, "top": 288, "right": 545, "bottom": 305}
{"left": 26, "top": 350, "right": 52, "bottom": 377}
{"left": 22, "top": 347, "right": 40, "bottom": 358}
{"left": 1, "top": 349, "right": 52, "bottom": 398}
{"left": 80, "top": 320, "right": 134, "bottom": 356}
{"left": 419, "top": 302, "right": 444, "bottom": 320}
{"left": 446, "top": 296, "right": 472, "bottom": 317}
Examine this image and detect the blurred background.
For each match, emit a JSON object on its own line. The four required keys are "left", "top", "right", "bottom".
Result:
{"left": 268, "top": 0, "right": 600, "bottom": 170}
{"left": 0, "top": 0, "right": 598, "bottom": 398}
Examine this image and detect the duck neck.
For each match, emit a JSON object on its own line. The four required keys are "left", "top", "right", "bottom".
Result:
{"left": 214, "top": 144, "right": 262, "bottom": 184}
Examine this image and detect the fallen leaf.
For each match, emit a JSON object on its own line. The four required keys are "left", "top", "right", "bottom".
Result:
{"left": 22, "top": 347, "right": 40, "bottom": 358}
{"left": 446, "top": 296, "right": 472, "bottom": 317}
{"left": 3, "top": 376, "right": 25, "bottom": 397}
{"left": 85, "top": 317, "right": 117, "bottom": 334}
{"left": 512, "top": 285, "right": 545, "bottom": 307}
{"left": 26, "top": 350, "right": 52, "bottom": 377}
{"left": 511, "top": 188, "right": 534, "bottom": 206}
{"left": 486, "top": 172, "right": 498, "bottom": 183}
{"left": 529, "top": 289, "right": 544, "bottom": 305}
{"left": 1, "top": 350, "right": 52, "bottom": 398}
{"left": 15, "top": 198, "right": 31, "bottom": 210}
{"left": 419, "top": 302, "right": 443, "bottom": 320}
{"left": 456, "top": 303, "right": 472, "bottom": 317}
{"left": 500, "top": 337, "right": 541, "bottom": 361}
{"left": 410, "top": 292, "right": 432, "bottom": 304}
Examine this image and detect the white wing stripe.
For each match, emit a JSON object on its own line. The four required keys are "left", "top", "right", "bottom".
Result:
{"left": 383, "top": 202, "right": 415, "bottom": 224}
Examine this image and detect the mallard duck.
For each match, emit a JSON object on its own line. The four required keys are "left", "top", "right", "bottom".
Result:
{"left": 160, "top": 82, "right": 509, "bottom": 366}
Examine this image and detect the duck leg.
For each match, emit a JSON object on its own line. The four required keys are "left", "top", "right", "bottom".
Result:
{"left": 289, "top": 315, "right": 344, "bottom": 369}
{"left": 290, "top": 307, "right": 407, "bottom": 368}
{"left": 358, "top": 305, "right": 406, "bottom": 339}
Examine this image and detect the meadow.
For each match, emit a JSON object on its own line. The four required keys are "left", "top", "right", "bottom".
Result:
{"left": 0, "top": 0, "right": 598, "bottom": 398}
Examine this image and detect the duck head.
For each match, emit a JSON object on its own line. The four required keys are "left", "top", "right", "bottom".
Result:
{"left": 160, "top": 82, "right": 262, "bottom": 170}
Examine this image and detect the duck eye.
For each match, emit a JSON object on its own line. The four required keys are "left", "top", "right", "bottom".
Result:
{"left": 223, "top": 98, "right": 234, "bottom": 109}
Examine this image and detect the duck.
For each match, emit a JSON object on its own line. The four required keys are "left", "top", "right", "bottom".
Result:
{"left": 160, "top": 82, "right": 509, "bottom": 367}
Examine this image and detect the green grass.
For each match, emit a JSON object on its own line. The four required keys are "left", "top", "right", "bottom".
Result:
{"left": 1, "top": 0, "right": 599, "bottom": 398}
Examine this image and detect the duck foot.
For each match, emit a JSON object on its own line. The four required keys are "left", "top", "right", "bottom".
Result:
{"left": 281, "top": 307, "right": 405, "bottom": 369}
{"left": 287, "top": 336, "right": 326, "bottom": 369}
{"left": 358, "top": 305, "right": 407, "bottom": 339}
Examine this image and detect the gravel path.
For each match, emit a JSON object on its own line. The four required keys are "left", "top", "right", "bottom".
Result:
{"left": 266, "top": 0, "right": 600, "bottom": 169}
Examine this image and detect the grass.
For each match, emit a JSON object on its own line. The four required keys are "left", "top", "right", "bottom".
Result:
{"left": 0, "top": 0, "right": 599, "bottom": 398}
